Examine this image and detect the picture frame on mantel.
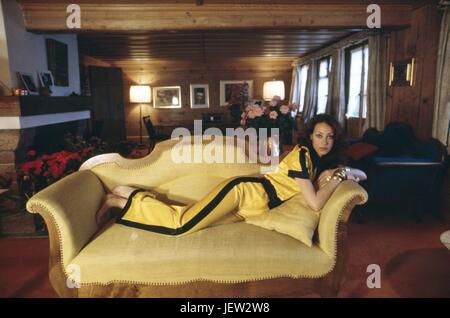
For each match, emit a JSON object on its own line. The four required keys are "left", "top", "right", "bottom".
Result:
{"left": 17, "top": 72, "right": 38, "bottom": 95}
{"left": 389, "top": 58, "right": 415, "bottom": 86}
{"left": 39, "top": 71, "right": 54, "bottom": 88}
{"left": 219, "top": 80, "right": 253, "bottom": 106}
{"left": 190, "top": 84, "right": 209, "bottom": 109}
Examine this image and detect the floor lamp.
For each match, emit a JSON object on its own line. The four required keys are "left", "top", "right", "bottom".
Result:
{"left": 130, "top": 85, "right": 151, "bottom": 144}
{"left": 263, "top": 80, "right": 285, "bottom": 103}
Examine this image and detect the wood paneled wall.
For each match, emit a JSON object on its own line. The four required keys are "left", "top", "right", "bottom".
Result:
{"left": 114, "top": 57, "right": 293, "bottom": 141}
{"left": 385, "top": 4, "right": 442, "bottom": 140}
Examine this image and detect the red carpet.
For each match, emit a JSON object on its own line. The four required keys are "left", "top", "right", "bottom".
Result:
{"left": 1, "top": 207, "right": 449, "bottom": 298}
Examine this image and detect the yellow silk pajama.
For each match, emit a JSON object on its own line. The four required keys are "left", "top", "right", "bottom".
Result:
{"left": 116, "top": 144, "right": 317, "bottom": 236}
{"left": 117, "top": 176, "right": 283, "bottom": 236}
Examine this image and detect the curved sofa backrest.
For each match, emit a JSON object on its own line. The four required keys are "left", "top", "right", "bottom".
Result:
{"left": 81, "top": 136, "right": 273, "bottom": 198}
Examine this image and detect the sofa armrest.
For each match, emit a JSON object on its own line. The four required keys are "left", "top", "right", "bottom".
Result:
{"left": 26, "top": 170, "right": 105, "bottom": 267}
{"left": 317, "top": 180, "right": 368, "bottom": 257}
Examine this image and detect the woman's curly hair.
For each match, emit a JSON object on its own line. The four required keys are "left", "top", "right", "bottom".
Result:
{"left": 298, "top": 114, "right": 348, "bottom": 174}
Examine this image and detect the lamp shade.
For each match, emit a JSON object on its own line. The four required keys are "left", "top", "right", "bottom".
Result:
{"left": 263, "top": 80, "right": 285, "bottom": 101}
{"left": 130, "top": 85, "right": 151, "bottom": 103}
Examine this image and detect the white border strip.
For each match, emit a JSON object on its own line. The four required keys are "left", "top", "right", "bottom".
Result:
{"left": 0, "top": 111, "right": 90, "bottom": 129}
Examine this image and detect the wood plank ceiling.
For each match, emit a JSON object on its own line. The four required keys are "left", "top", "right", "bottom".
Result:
{"left": 78, "top": 29, "right": 357, "bottom": 62}
{"left": 19, "top": 0, "right": 416, "bottom": 62}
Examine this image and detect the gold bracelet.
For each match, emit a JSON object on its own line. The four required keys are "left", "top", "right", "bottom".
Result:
{"left": 333, "top": 168, "right": 347, "bottom": 180}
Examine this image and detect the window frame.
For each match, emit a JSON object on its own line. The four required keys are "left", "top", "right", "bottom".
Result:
{"left": 316, "top": 56, "right": 332, "bottom": 115}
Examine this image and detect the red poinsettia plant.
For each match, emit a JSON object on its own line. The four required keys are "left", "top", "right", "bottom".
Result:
{"left": 18, "top": 132, "right": 139, "bottom": 198}
{"left": 18, "top": 146, "right": 96, "bottom": 198}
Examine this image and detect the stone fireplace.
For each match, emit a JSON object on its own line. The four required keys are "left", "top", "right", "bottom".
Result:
{"left": 0, "top": 96, "right": 91, "bottom": 196}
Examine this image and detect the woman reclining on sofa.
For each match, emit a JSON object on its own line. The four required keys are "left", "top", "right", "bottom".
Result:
{"left": 95, "top": 114, "right": 367, "bottom": 236}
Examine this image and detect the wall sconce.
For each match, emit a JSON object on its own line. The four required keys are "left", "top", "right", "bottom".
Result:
{"left": 389, "top": 58, "right": 415, "bottom": 86}
{"left": 263, "top": 80, "right": 285, "bottom": 101}
{"left": 130, "top": 85, "right": 151, "bottom": 144}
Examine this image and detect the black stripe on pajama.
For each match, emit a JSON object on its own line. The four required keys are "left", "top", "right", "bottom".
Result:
{"left": 115, "top": 177, "right": 283, "bottom": 236}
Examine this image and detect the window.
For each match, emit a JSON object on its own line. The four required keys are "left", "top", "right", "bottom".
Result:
{"left": 317, "top": 57, "right": 332, "bottom": 114}
{"left": 298, "top": 64, "right": 309, "bottom": 112}
{"left": 346, "top": 44, "right": 369, "bottom": 118}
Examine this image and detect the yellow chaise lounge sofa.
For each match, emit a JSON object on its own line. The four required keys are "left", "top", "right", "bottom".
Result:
{"left": 26, "top": 137, "right": 368, "bottom": 298}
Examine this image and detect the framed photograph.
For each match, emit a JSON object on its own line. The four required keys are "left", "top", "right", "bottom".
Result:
{"left": 190, "top": 84, "right": 209, "bottom": 109}
{"left": 153, "top": 86, "right": 182, "bottom": 108}
{"left": 46, "top": 38, "right": 69, "bottom": 87}
{"left": 17, "top": 72, "right": 38, "bottom": 95}
{"left": 39, "top": 71, "right": 54, "bottom": 87}
{"left": 389, "top": 58, "right": 415, "bottom": 86}
{"left": 220, "top": 80, "right": 253, "bottom": 106}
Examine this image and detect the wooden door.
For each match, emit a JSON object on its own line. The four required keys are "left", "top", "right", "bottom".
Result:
{"left": 89, "top": 66, "right": 125, "bottom": 142}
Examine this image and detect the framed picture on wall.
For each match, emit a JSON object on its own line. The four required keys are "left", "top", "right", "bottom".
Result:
{"left": 219, "top": 80, "right": 253, "bottom": 106}
{"left": 190, "top": 84, "right": 209, "bottom": 109}
{"left": 153, "top": 86, "right": 182, "bottom": 108}
{"left": 17, "top": 72, "right": 38, "bottom": 95}
{"left": 46, "top": 38, "right": 69, "bottom": 87}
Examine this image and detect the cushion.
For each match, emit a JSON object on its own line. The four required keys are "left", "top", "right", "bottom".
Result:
{"left": 347, "top": 142, "right": 379, "bottom": 161}
{"left": 244, "top": 194, "right": 320, "bottom": 247}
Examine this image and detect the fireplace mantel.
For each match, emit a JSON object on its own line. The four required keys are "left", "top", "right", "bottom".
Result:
{"left": 0, "top": 95, "right": 91, "bottom": 117}
{"left": 0, "top": 96, "right": 92, "bottom": 194}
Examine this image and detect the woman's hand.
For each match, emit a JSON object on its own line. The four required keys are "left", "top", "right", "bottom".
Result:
{"left": 317, "top": 169, "right": 337, "bottom": 189}
{"left": 317, "top": 167, "right": 367, "bottom": 187}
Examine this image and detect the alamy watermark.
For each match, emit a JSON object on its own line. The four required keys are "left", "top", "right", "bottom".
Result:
{"left": 367, "top": 4, "right": 381, "bottom": 29}
{"left": 66, "top": 4, "right": 81, "bottom": 29}
{"left": 170, "top": 120, "right": 280, "bottom": 165}
{"left": 366, "top": 264, "right": 381, "bottom": 289}
{"left": 66, "top": 263, "right": 81, "bottom": 289}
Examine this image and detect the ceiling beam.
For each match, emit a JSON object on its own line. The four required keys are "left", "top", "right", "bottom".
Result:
{"left": 18, "top": 1, "right": 412, "bottom": 32}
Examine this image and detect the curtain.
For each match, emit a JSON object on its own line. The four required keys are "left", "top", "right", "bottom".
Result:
{"left": 289, "top": 64, "right": 299, "bottom": 104}
{"left": 302, "top": 60, "right": 318, "bottom": 122}
{"left": 326, "top": 48, "right": 346, "bottom": 126}
{"left": 291, "top": 30, "right": 382, "bottom": 127}
{"left": 289, "top": 64, "right": 301, "bottom": 117}
{"left": 364, "top": 33, "right": 388, "bottom": 132}
{"left": 432, "top": 6, "right": 450, "bottom": 152}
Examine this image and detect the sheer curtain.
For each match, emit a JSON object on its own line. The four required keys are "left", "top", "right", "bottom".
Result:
{"left": 432, "top": 5, "right": 450, "bottom": 151}
{"left": 302, "top": 60, "right": 318, "bottom": 122}
{"left": 289, "top": 64, "right": 301, "bottom": 117}
{"left": 289, "top": 64, "right": 300, "bottom": 104}
{"left": 364, "top": 33, "right": 388, "bottom": 132}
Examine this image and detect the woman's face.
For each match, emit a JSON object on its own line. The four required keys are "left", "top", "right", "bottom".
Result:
{"left": 310, "top": 122, "right": 335, "bottom": 157}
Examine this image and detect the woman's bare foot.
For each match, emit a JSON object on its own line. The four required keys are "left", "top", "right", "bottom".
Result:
{"left": 96, "top": 194, "right": 129, "bottom": 226}
{"left": 112, "top": 185, "right": 139, "bottom": 199}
